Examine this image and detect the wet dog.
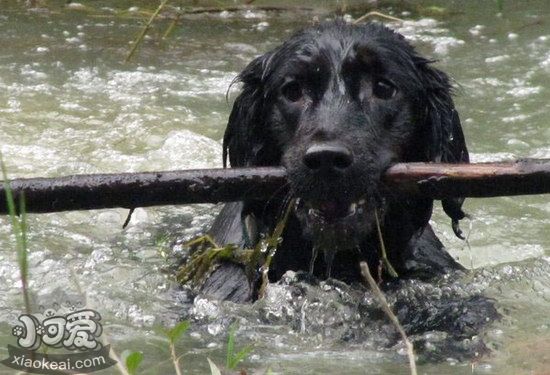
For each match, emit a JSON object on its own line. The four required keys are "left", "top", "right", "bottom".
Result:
{"left": 203, "top": 20, "right": 470, "bottom": 303}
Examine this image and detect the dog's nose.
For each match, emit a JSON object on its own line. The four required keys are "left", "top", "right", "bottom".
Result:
{"left": 303, "top": 143, "right": 353, "bottom": 170}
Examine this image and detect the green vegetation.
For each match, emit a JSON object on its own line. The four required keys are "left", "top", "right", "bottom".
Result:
{"left": 176, "top": 200, "right": 295, "bottom": 297}
{"left": 225, "top": 324, "right": 253, "bottom": 370}
{"left": 165, "top": 320, "right": 190, "bottom": 375}
{"left": 176, "top": 235, "right": 251, "bottom": 286}
{"left": 123, "top": 351, "right": 144, "bottom": 375}
{"left": 0, "top": 153, "right": 31, "bottom": 314}
{"left": 0, "top": 154, "right": 254, "bottom": 374}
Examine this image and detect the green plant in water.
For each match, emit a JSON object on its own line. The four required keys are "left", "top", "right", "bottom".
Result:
{"left": 226, "top": 324, "right": 252, "bottom": 370}
{"left": 207, "top": 323, "right": 253, "bottom": 374}
{"left": 123, "top": 351, "right": 143, "bottom": 375}
{"left": 121, "top": 321, "right": 191, "bottom": 375}
{"left": 164, "top": 320, "right": 190, "bottom": 375}
{"left": 1, "top": 156, "right": 144, "bottom": 375}
{"left": 176, "top": 235, "right": 254, "bottom": 286}
{"left": 1, "top": 154, "right": 31, "bottom": 314}
{"left": 161, "top": 319, "right": 253, "bottom": 375}
{"left": 177, "top": 199, "right": 295, "bottom": 297}
{"left": 155, "top": 232, "right": 172, "bottom": 260}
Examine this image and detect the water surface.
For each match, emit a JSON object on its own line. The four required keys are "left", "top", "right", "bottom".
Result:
{"left": 0, "top": 1, "right": 548, "bottom": 374}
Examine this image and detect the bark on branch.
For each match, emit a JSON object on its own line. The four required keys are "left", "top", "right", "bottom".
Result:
{"left": 0, "top": 159, "right": 548, "bottom": 214}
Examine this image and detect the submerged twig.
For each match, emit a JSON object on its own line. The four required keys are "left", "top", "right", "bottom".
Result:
{"left": 461, "top": 215, "right": 475, "bottom": 269}
{"left": 360, "top": 262, "right": 417, "bottom": 375}
{"left": 374, "top": 209, "right": 398, "bottom": 278}
{"left": 173, "top": 5, "right": 313, "bottom": 15}
{"left": 162, "top": 12, "right": 180, "bottom": 40}
{"left": 126, "top": 0, "right": 171, "bottom": 62}
{"left": 257, "top": 199, "right": 295, "bottom": 298}
{"left": 170, "top": 345, "right": 183, "bottom": 375}
{"left": 353, "top": 11, "right": 404, "bottom": 25}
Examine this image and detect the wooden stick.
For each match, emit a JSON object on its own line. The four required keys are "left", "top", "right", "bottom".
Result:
{"left": 0, "top": 159, "right": 548, "bottom": 214}
{"left": 383, "top": 159, "right": 550, "bottom": 198}
{"left": 0, "top": 167, "right": 287, "bottom": 214}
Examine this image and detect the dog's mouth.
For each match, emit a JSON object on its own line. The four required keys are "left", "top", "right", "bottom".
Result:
{"left": 293, "top": 196, "right": 375, "bottom": 246}
{"left": 293, "top": 195, "right": 377, "bottom": 278}
{"left": 296, "top": 198, "right": 366, "bottom": 224}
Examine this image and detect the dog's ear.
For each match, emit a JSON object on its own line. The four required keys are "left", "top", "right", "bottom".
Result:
{"left": 223, "top": 52, "right": 275, "bottom": 168}
{"left": 417, "top": 59, "right": 470, "bottom": 238}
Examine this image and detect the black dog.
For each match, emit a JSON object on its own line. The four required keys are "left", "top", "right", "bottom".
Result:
{"left": 202, "top": 20, "right": 469, "bottom": 303}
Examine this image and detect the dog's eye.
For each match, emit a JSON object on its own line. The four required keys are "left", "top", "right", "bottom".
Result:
{"left": 281, "top": 81, "right": 303, "bottom": 102}
{"left": 373, "top": 79, "right": 396, "bottom": 100}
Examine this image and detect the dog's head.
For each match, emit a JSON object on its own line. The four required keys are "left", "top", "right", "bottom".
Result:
{"left": 224, "top": 21, "right": 468, "bottom": 253}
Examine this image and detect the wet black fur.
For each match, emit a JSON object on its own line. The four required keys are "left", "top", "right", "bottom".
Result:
{"left": 204, "top": 20, "right": 470, "bottom": 303}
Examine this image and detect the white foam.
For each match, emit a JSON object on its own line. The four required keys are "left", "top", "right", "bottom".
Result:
{"left": 506, "top": 86, "right": 541, "bottom": 98}
{"left": 485, "top": 55, "right": 510, "bottom": 64}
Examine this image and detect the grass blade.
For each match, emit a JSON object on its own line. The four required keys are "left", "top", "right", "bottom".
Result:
{"left": 1, "top": 154, "right": 31, "bottom": 314}
{"left": 226, "top": 324, "right": 252, "bottom": 370}
{"left": 229, "top": 345, "right": 252, "bottom": 369}
{"left": 207, "top": 358, "right": 222, "bottom": 375}
{"left": 226, "top": 324, "right": 236, "bottom": 369}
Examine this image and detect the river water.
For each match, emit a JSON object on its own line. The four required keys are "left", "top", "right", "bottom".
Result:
{"left": 0, "top": 1, "right": 548, "bottom": 374}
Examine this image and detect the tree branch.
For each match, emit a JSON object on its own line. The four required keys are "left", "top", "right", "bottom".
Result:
{"left": 0, "top": 159, "right": 548, "bottom": 214}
